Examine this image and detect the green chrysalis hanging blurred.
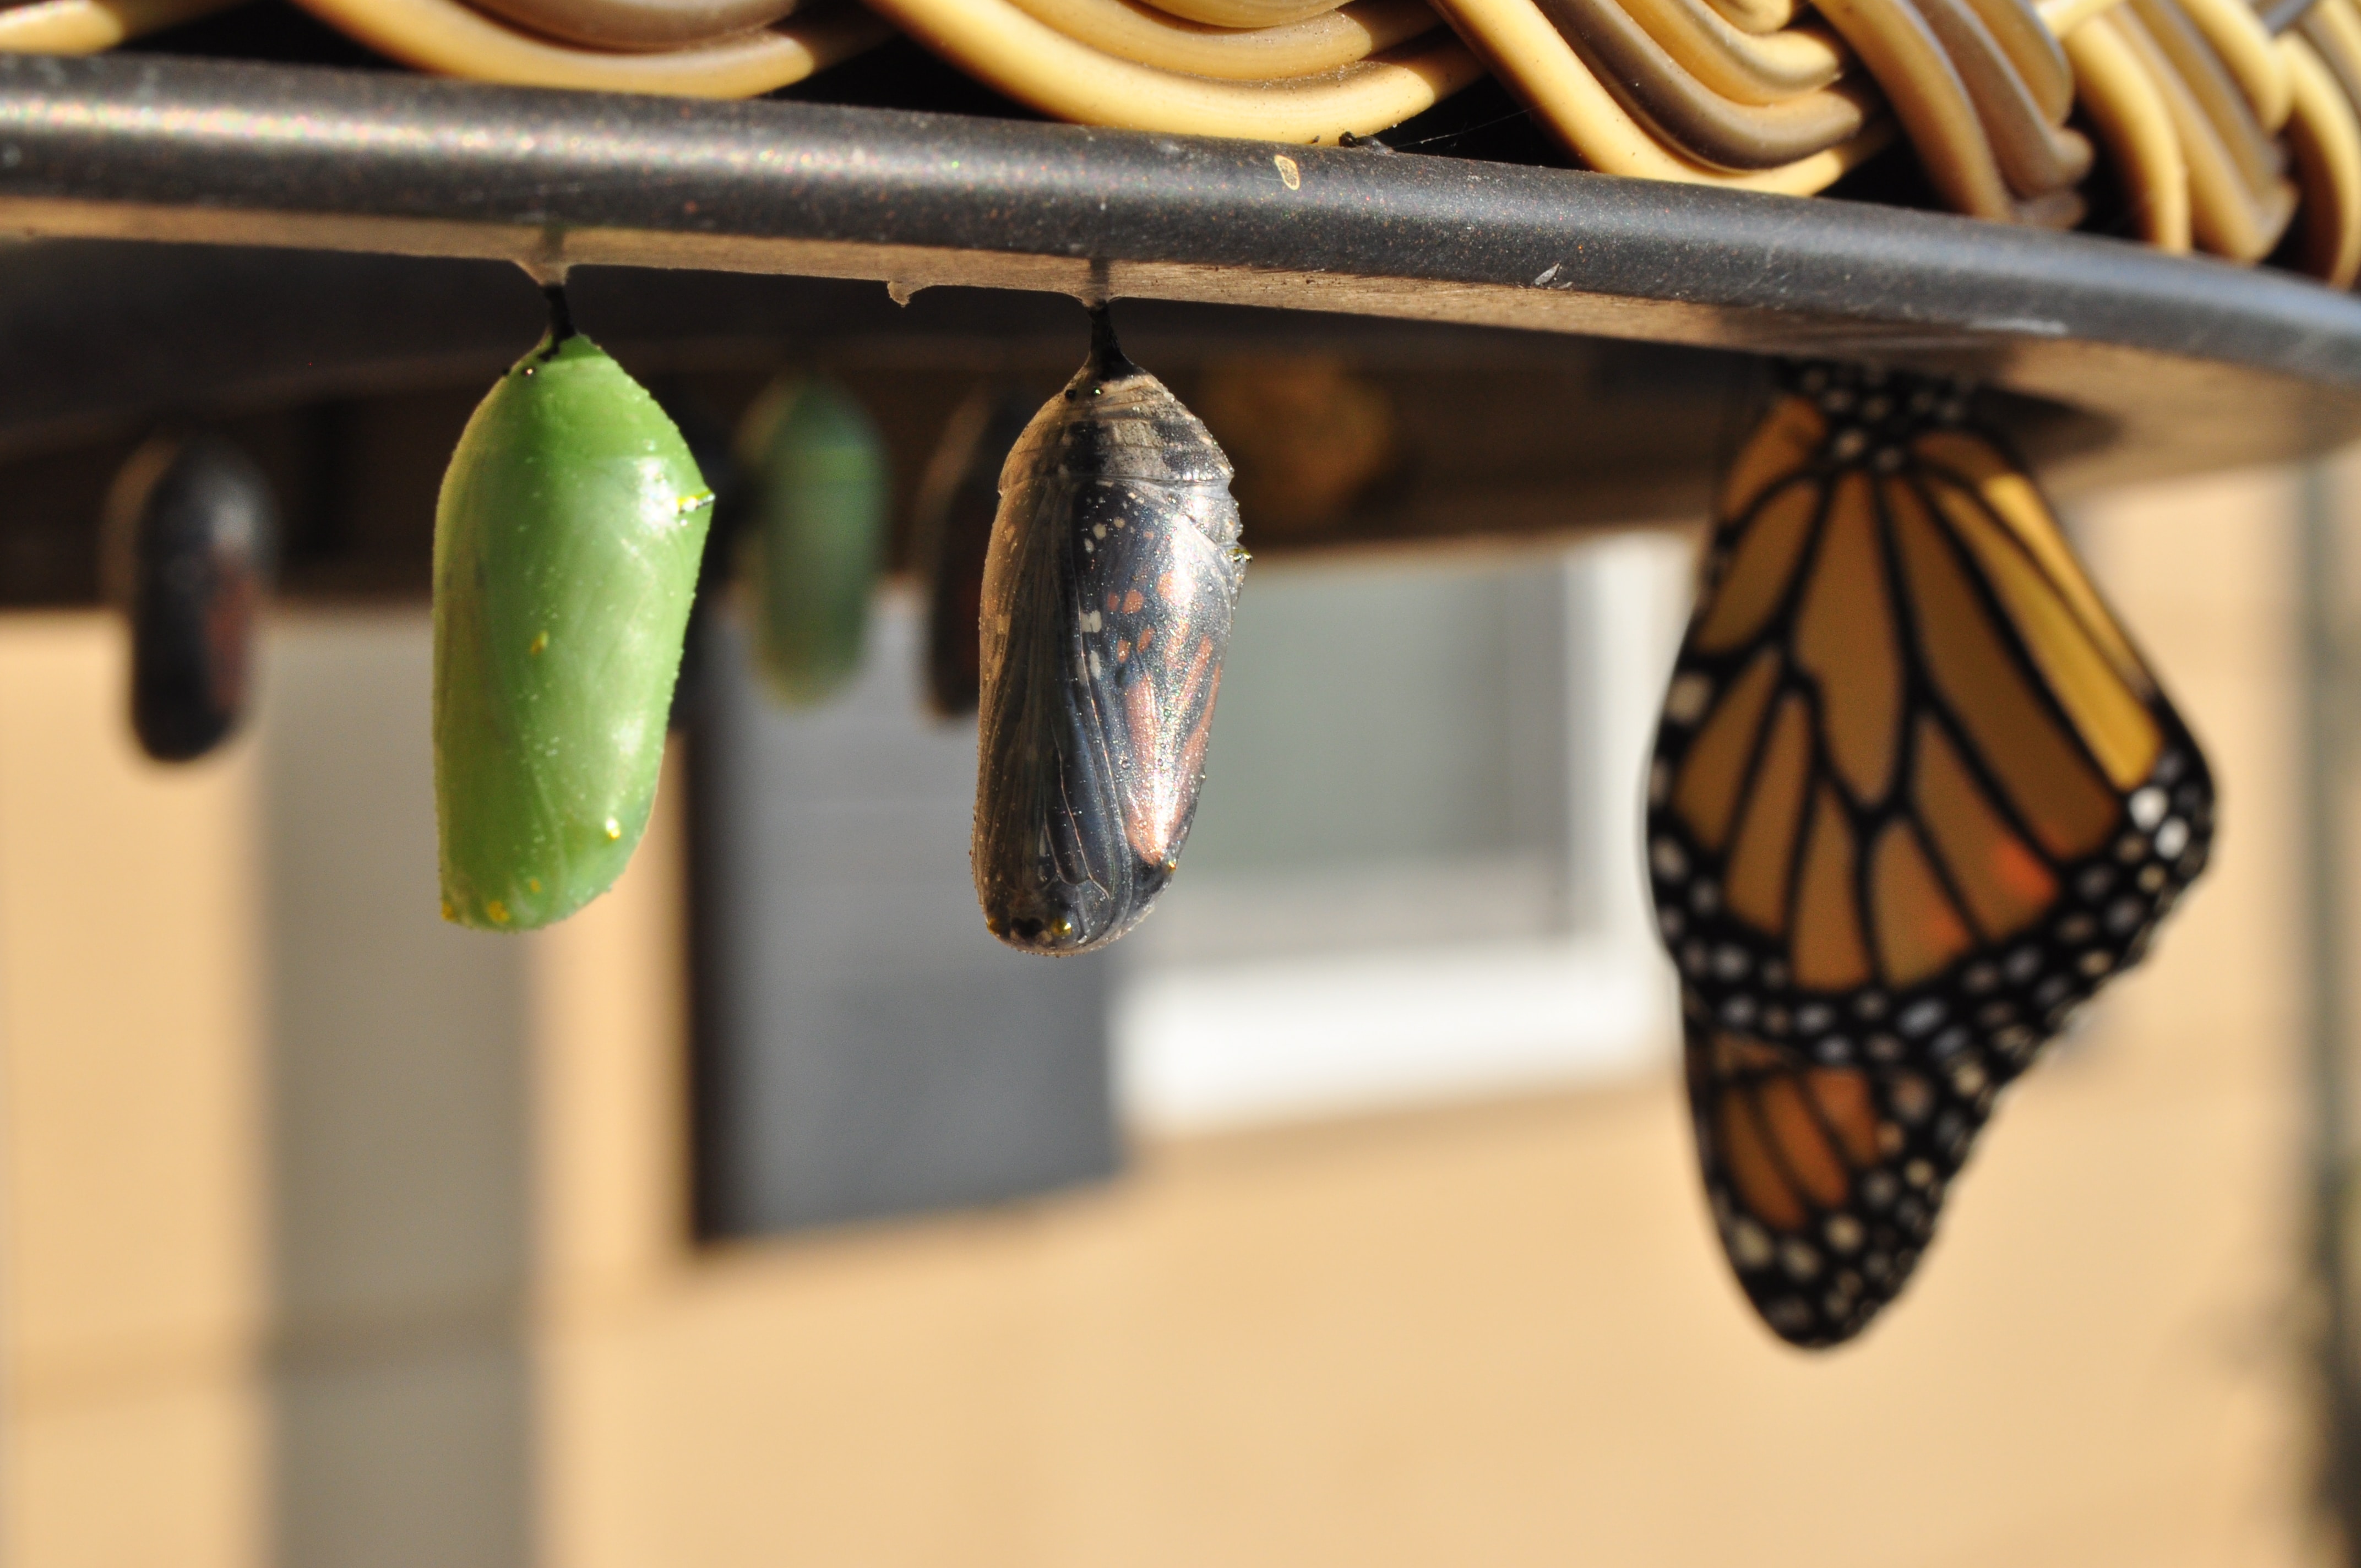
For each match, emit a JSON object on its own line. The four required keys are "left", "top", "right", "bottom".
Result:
{"left": 735, "top": 373, "right": 889, "bottom": 707}
{"left": 433, "top": 286, "right": 715, "bottom": 932}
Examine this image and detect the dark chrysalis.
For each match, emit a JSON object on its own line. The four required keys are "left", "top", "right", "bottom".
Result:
{"left": 101, "top": 432, "right": 278, "bottom": 763}
{"left": 913, "top": 386, "right": 1036, "bottom": 718}
{"left": 661, "top": 388, "right": 746, "bottom": 734}
{"left": 972, "top": 306, "right": 1248, "bottom": 954}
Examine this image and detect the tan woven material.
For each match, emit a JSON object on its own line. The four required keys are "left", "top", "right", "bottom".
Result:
{"left": 25, "top": 0, "right": 2361, "bottom": 283}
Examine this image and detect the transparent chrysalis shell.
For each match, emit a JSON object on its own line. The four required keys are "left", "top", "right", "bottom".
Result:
{"left": 972, "top": 308, "right": 1248, "bottom": 955}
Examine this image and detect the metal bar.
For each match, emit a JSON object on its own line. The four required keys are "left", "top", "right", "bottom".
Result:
{"left": 0, "top": 52, "right": 2358, "bottom": 489}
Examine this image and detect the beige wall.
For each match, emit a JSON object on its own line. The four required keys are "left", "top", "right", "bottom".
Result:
{"left": 259, "top": 616, "right": 536, "bottom": 1568}
{"left": 0, "top": 464, "right": 2341, "bottom": 1567}
{"left": 531, "top": 464, "right": 2335, "bottom": 1568}
{"left": 0, "top": 615, "right": 265, "bottom": 1568}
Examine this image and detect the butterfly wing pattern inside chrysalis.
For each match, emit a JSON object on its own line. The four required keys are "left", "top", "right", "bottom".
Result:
{"left": 1647, "top": 363, "right": 2215, "bottom": 1347}
{"left": 973, "top": 311, "right": 1248, "bottom": 955}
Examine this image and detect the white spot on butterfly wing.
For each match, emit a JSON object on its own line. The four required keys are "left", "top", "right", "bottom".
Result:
{"left": 1664, "top": 673, "right": 1712, "bottom": 724}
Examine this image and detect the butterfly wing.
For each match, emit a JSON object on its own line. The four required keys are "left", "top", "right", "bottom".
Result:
{"left": 1649, "top": 366, "right": 2214, "bottom": 1346}
{"left": 973, "top": 443, "right": 1128, "bottom": 951}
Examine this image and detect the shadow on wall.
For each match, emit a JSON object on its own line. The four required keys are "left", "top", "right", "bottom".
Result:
{"left": 261, "top": 613, "right": 535, "bottom": 1568}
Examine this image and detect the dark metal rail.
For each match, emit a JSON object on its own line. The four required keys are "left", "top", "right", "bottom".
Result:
{"left": 0, "top": 51, "right": 2357, "bottom": 489}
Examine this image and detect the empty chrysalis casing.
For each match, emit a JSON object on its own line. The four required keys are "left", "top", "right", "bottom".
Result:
{"left": 736, "top": 373, "right": 890, "bottom": 709}
{"left": 972, "top": 308, "right": 1248, "bottom": 954}
{"left": 912, "top": 386, "right": 1036, "bottom": 718}
{"left": 101, "top": 432, "right": 277, "bottom": 763}
{"left": 433, "top": 290, "right": 714, "bottom": 932}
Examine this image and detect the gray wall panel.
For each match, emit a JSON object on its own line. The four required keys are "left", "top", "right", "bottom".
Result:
{"left": 693, "top": 598, "right": 1117, "bottom": 1238}
{"left": 258, "top": 613, "right": 535, "bottom": 1568}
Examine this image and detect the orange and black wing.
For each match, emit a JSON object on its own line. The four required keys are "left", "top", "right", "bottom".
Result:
{"left": 1647, "top": 363, "right": 2213, "bottom": 1347}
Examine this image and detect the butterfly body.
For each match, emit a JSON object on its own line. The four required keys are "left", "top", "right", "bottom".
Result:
{"left": 972, "top": 312, "right": 1247, "bottom": 955}
{"left": 1649, "top": 364, "right": 2213, "bottom": 1346}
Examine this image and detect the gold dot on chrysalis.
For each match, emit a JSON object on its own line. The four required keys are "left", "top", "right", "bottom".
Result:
{"left": 441, "top": 898, "right": 456, "bottom": 922}
{"left": 527, "top": 878, "right": 541, "bottom": 894}
{"left": 486, "top": 900, "right": 511, "bottom": 925}
{"left": 604, "top": 818, "right": 623, "bottom": 841}
{"left": 529, "top": 631, "right": 548, "bottom": 656}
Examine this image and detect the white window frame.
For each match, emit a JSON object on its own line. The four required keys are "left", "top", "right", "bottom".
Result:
{"left": 1116, "top": 532, "right": 1696, "bottom": 1134}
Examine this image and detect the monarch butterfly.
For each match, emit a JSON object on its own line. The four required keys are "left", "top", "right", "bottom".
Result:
{"left": 434, "top": 285, "right": 714, "bottom": 932}
{"left": 972, "top": 306, "right": 1248, "bottom": 954}
{"left": 735, "top": 373, "right": 890, "bottom": 709}
{"left": 913, "top": 386, "right": 1035, "bottom": 718}
{"left": 1648, "top": 362, "right": 2213, "bottom": 1347}
{"left": 101, "top": 431, "right": 276, "bottom": 763}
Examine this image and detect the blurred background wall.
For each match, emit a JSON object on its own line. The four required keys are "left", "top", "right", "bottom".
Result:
{"left": 0, "top": 457, "right": 2340, "bottom": 1568}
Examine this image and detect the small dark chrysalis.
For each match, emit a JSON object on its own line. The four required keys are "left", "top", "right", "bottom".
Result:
{"left": 914, "top": 386, "right": 1036, "bottom": 718}
{"left": 662, "top": 388, "right": 747, "bottom": 734}
{"left": 972, "top": 307, "right": 1248, "bottom": 954}
{"left": 101, "top": 432, "right": 277, "bottom": 763}
{"left": 433, "top": 285, "right": 712, "bottom": 932}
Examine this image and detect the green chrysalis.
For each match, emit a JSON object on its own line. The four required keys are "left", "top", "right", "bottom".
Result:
{"left": 433, "top": 287, "right": 714, "bottom": 932}
{"left": 735, "top": 373, "right": 889, "bottom": 707}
